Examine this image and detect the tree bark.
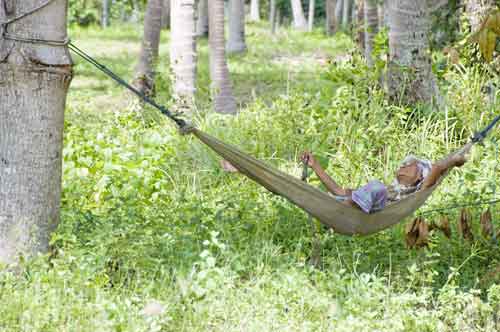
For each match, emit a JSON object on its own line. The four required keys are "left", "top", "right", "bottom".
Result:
{"left": 342, "top": 0, "right": 352, "bottom": 30}
{"left": 102, "top": 0, "right": 111, "bottom": 27}
{"left": 364, "top": 0, "right": 378, "bottom": 66}
{"left": 308, "top": 0, "right": 315, "bottom": 31}
{"left": 171, "top": 0, "right": 197, "bottom": 110}
{"left": 466, "top": 0, "right": 496, "bottom": 32}
{"left": 326, "top": 0, "right": 337, "bottom": 35}
{"left": 134, "top": 0, "right": 163, "bottom": 95}
{"left": 227, "top": 0, "right": 247, "bottom": 53}
{"left": 208, "top": 0, "right": 237, "bottom": 114}
{"left": 377, "top": 2, "right": 386, "bottom": 29}
{"left": 270, "top": 0, "right": 277, "bottom": 33}
{"left": 250, "top": 0, "right": 260, "bottom": 21}
{"left": 161, "top": 0, "right": 171, "bottom": 29}
{"left": 196, "top": 0, "right": 209, "bottom": 37}
{"left": 291, "top": 0, "right": 308, "bottom": 30}
{"left": 0, "top": 0, "right": 72, "bottom": 265}
{"left": 335, "top": 0, "right": 343, "bottom": 29}
{"left": 387, "top": 0, "right": 437, "bottom": 105}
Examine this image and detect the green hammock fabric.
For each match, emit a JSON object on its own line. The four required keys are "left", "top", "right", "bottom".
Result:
{"left": 192, "top": 128, "right": 471, "bottom": 236}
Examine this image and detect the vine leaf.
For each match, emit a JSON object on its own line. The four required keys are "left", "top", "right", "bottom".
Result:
{"left": 470, "top": 9, "right": 500, "bottom": 62}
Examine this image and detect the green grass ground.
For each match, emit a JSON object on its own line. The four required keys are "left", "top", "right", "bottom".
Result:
{"left": 0, "top": 23, "right": 499, "bottom": 331}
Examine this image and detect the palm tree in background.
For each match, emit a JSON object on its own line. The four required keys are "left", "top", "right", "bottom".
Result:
{"left": 227, "top": 0, "right": 247, "bottom": 53}
{"left": 134, "top": 0, "right": 163, "bottom": 95}
{"left": 208, "top": 0, "right": 237, "bottom": 114}
{"left": 387, "top": 0, "right": 437, "bottom": 105}
{"left": 171, "top": 0, "right": 198, "bottom": 109}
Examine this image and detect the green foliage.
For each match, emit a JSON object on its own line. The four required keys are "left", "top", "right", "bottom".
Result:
{"left": 1, "top": 24, "right": 500, "bottom": 331}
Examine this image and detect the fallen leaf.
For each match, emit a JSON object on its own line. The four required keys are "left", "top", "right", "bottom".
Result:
{"left": 405, "top": 217, "right": 429, "bottom": 248}
{"left": 458, "top": 209, "right": 474, "bottom": 241}
{"left": 480, "top": 209, "right": 494, "bottom": 238}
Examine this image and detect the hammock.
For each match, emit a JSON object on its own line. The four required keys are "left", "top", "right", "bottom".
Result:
{"left": 192, "top": 128, "right": 471, "bottom": 236}
{"left": 67, "top": 42, "right": 500, "bottom": 236}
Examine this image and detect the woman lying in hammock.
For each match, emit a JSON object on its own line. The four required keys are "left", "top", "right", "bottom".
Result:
{"left": 299, "top": 151, "right": 468, "bottom": 213}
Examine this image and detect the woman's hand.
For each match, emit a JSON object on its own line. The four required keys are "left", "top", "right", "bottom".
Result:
{"left": 300, "top": 151, "right": 316, "bottom": 167}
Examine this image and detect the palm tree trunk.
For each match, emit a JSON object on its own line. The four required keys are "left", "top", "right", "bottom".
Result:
{"left": 0, "top": 0, "right": 72, "bottom": 265}
{"left": 227, "top": 0, "right": 247, "bottom": 53}
{"left": 364, "top": 0, "right": 378, "bottom": 67}
{"left": 161, "top": 0, "right": 170, "bottom": 29}
{"left": 102, "top": 0, "right": 111, "bottom": 27}
{"left": 335, "top": 0, "right": 343, "bottom": 29}
{"left": 209, "top": 0, "right": 237, "bottom": 114}
{"left": 326, "top": 0, "right": 337, "bottom": 35}
{"left": 308, "top": 0, "right": 316, "bottom": 32}
{"left": 342, "top": 0, "right": 351, "bottom": 30}
{"left": 270, "top": 0, "right": 277, "bottom": 33}
{"left": 291, "top": 0, "right": 308, "bottom": 30}
{"left": 250, "top": 0, "right": 261, "bottom": 21}
{"left": 377, "top": 2, "right": 386, "bottom": 29}
{"left": 171, "top": 0, "right": 197, "bottom": 109}
{"left": 196, "top": 0, "right": 209, "bottom": 37}
{"left": 134, "top": 0, "right": 163, "bottom": 95}
{"left": 387, "top": 0, "right": 437, "bottom": 105}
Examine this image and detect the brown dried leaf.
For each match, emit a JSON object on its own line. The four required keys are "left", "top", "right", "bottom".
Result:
{"left": 458, "top": 209, "right": 474, "bottom": 241}
{"left": 439, "top": 215, "right": 451, "bottom": 238}
{"left": 405, "top": 218, "right": 419, "bottom": 248}
{"left": 405, "top": 217, "right": 429, "bottom": 249}
{"left": 480, "top": 209, "right": 494, "bottom": 238}
{"left": 484, "top": 10, "right": 500, "bottom": 35}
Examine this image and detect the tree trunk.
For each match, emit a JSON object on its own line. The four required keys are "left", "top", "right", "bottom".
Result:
{"left": 291, "top": 0, "right": 308, "bottom": 30}
{"left": 308, "top": 0, "right": 315, "bottom": 31}
{"left": 364, "top": 0, "right": 378, "bottom": 67}
{"left": 326, "top": 0, "right": 337, "bottom": 35}
{"left": 196, "top": 0, "right": 209, "bottom": 37}
{"left": 134, "top": 0, "right": 163, "bottom": 95}
{"left": 356, "top": 0, "right": 364, "bottom": 51}
{"left": 130, "top": 0, "right": 141, "bottom": 23}
{"left": 227, "top": 0, "right": 247, "bottom": 53}
{"left": 208, "top": 0, "right": 237, "bottom": 114}
{"left": 171, "top": 0, "right": 197, "bottom": 109}
{"left": 387, "top": 0, "right": 437, "bottom": 105}
{"left": 102, "top": 0, "right": 111, "bottom": 27}
{"left": 335, "top": 0, "right": 343, "bottom": 29}
{"left": 377, "top": 2, "right": 386, "bottom": 29}
{"left": 0, "top": 0, "right": 72, "bottom": 265}
{"left": 161, "top": 0, "right": 171, "bottom": 29}
{"left": 466, "top": 0, "right": 496, "bottom": 32}
{"left": 270, "top": 0, "right": 277, "bottom": 33}
{"left": 342, "top": 0, "right": 351, "bottom": 30}
{"left": 250, "top": 0, "right": 260, "bottom": 21}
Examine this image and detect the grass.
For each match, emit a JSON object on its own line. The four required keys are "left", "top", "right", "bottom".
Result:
{"left": 1, "top": 22, "right": 499, "bottom": 331}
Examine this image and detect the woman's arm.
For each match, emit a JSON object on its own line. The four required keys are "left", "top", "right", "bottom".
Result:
{"left": 422, "top": 153, "right": 467, "bottom": 189}
{"left": 301, "top": 152, "right": 351, "bottom": 196}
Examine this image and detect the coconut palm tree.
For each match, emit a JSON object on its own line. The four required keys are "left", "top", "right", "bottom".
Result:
{"left": 326, "top": 0, "right": 338, "bottom": 35}
{"left": 364, "top": 0, "right": 378, "bottom": 66}
{"left": 102, "top": 0, "right": 111, "bottom": 27}
{"left": 171, "top": 0, "right": 197, "bottom": 109}
{"left": 134, "top": 0, "right": 163, "bottom": 95}
{"left": 308, "top": 0, "right": 316, "bottom": 31}
{"left": 0, "top": 0, "right": 72, "bottom": 264}
{"left": 227, "top": 0, "right": 247, "bottom": 53}
{"left": 250, "top": 0, "right": 261, "bottom": 21}
{"left": 197, "top": 0, "right": 209, "bottom": 37}
{"left": 387, "top": 0, "right": 437, "bottom": 105}
{"left": 161, "top": 0, "right": 170, "bottom": 29}
{"left": 291, "top": 0, "right": 308, "bottom": 30}
{"left": 208, "top": 0, "right": 237, "bottom": 114}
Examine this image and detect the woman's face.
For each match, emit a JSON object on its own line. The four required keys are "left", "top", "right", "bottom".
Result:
{"left": 396, "top": 162, "right": 422, "bottom": 186}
